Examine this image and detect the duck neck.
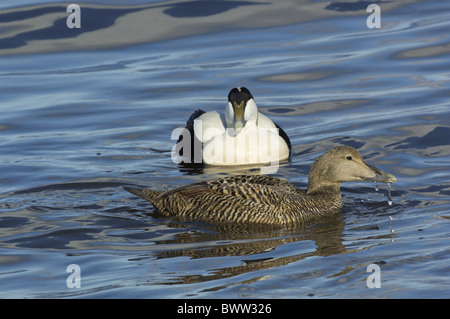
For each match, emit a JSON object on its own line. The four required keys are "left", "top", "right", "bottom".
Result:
{"left": 307, "top": 180, "right": 341, "bottom": 194}
{"left": 306, "top": 183, "right": 343, "bottom": 210}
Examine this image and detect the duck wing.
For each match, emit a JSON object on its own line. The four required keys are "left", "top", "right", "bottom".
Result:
{"left": 193, "top": 111, "right": 225, "bottom": 143}
{"left": 177, "top": 109, "right": 205, "bottom": 143}
{"left": 147, "top": 174, "right": 308, "bottom": 224}
{"left": 158, "top": 174, "right": 304, "bottom": 206}
{"left": 257, "top": 112, "right": 292, "bottom": 155}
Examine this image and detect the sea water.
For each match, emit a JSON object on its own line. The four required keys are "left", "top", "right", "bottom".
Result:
{"left": 0, "top": 0, "right": 449, "bottom": 298}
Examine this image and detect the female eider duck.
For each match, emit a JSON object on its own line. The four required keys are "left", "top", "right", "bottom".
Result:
{"left": 125, "top": 146, "right": 396, "bottom": 226}
{"left": 175, "top": 87, "right": 291, "bottom": 166}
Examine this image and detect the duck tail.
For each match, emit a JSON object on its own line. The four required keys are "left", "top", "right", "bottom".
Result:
{"left": 123, "top": 186, "right": 160, "bottom": 203}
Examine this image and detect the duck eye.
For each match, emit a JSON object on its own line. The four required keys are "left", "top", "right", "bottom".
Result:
{"left": 346, "top": 156, "right": 352, "bottom": 160}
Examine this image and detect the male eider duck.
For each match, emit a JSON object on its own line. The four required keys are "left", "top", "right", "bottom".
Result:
{"left": 175, "top": 87, "right": 291, "bottom": 166}
{"left": 125, "top": 146, "right": 397, "bottom": 226}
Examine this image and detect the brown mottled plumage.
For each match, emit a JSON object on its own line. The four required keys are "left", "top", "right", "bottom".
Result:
{"left": 124, "top": 146, "right": 396, "bottom": 225}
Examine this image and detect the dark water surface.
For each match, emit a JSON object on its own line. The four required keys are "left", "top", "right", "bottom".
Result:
{"left": 0, "top": 0, "right": 449, "bottom": 298}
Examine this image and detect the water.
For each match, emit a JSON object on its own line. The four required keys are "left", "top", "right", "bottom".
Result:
{"left": 1, "top": 0, "right": 449, "bottom": 299}
{"left": 375, "top": 182, "right": 393, "bottom": 205}
{"left": 387, "top": 183, "right": 393, "bottom": 206}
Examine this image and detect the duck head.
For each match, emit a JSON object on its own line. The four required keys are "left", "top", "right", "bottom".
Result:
{"left": 225, "top": 87, "right": 258, "bottom": 130}
{"left": 307, "top": 146, "right": 397, "bottom": 195}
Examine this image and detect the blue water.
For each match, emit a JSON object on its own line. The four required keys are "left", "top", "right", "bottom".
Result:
{"left": 0, "top": 0, "right": 449, "bottom": 298}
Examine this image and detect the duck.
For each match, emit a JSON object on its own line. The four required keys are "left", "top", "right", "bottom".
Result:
{"left": 125, "top": 146, "right": 397, "bottom": 226}
{"left": 174, "top": 87, "right": 292, "bottom": 166}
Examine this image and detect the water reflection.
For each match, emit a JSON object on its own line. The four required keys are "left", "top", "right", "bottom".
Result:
{"left": 135, "top": 214, "right": 348, "bottom": 285}
{"left": 2, "top": 179, "right": 400, "bottom": 288}
{"left": 0, "top": 0, "right": 417, "bottom": 56}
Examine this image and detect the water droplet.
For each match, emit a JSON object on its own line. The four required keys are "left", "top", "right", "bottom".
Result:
{"left": 374, "top": 181, "right": 379, "bottom": 192}
{"left": 387, "top": 183, "right": 393, "bottom": 205}
{"left": 388, "top": 215, "right": 395, "bottom": 235}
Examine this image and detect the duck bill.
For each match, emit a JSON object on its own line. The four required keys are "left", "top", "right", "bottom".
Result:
{"left": 364, "top": 163, "right": 397, "bottom": 183}
{"left": 233, "top": 100, "right": 245, "bottom": 129}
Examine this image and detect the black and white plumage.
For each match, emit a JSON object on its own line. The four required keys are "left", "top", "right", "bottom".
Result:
{"left": 175, "top": 87, "right": 291, "bottom": 166}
